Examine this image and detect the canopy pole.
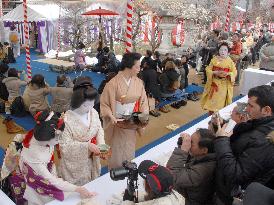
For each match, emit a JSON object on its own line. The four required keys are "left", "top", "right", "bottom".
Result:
{"left": 125, "top": 0, "right": 133, "bottom": 53}
{"left": 56, "top": 2, "right": 61, "bottom": 59}
{"left": 23, "top": 0, "right": 31, "bottom": 79}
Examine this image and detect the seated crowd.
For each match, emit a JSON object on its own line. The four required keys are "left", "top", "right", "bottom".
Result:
{"left": 0, "top": 31, "right": 273, "bottom": 205}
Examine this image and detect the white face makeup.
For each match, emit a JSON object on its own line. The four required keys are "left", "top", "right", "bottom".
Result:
{"left": 219, "top": 46, "right": 229, "bottom": 58}
{"left": 74, "top": 100, "right": 95, "bottom": 115}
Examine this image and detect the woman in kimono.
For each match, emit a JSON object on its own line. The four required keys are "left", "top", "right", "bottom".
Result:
{"left": 20, "top": 111, "right": 96, "bottom": 205}
{"left": 201, "top": 42, "right": 237, "bottom": 114}
{"left": 58, "top": 76, "right": 105, "bottom": 186}
{"left": 100, "top": 52, "right": 149, "bottom": 169}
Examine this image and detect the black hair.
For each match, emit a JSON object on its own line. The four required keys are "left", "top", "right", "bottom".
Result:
{"left": 218, "top": 42, "right": 231, "bottom": 52}
{"left": 233, "top": 32, "right": 241, "bottom": 38}
{"left": 154, "top": 51, "right": 160, "bottom": 59}
{"left": 181, "top": 54, "right": 188, "bottom": 61}
{"left": 174, "top": 59, "right": 181, "bottom": 67}
{"left": 3, "top": 42, "right": 9, "bottom": 46}
{"left": 8, "top": 68, "right": 18, "bottom": 78}
{"left": 103, "top": 46, "right": 110, "bottom": 53}
{"left": 120, "top": 52, "right": 142, "bottom": 71}
{"left": 78, "top": 42, "right": 85, "bottom": 49}
{"left": 57, "top": 75, "right": 66, "bottom": 86}
{"left": 146, "top": 50, "right": 153, "bottom": 57}
{"left": 145, "top": 59, "right": 157, "bottom": 70}
{"left": 71, "top": 76, "right": 98, "bottom": 109}
{"left": 33, "top": 111, "right": 65, "bottom": 142}
{"left": 213, "top": 29, "right": 220, "bottom": 37}
{"left": 248, "top": 85, "right": 274, "bottom": 114}
{"left": 31, "top": 74, "right": 46, "bottom": 88}
{"left": 197, "top": 128, "right": 215, "bottom": 153}
{"left": 0, "top": 63, "right": 9, "bottom": 74}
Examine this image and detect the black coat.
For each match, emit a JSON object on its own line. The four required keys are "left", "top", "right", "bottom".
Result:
{"left": 141, "top": 68, "right": 161, "bottom": 101}
{"left": 167, "top": 148, "right": 216, "bottom": 205}
{"left": 214, "top": 116, "right": 274, "bottom": 205}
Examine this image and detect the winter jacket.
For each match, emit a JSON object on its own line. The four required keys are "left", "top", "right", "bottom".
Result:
{"left": 2, "top": 77, "right": 27, "bottom": 102}
{"left": 158, "top": 70, "right": 180, "bottom": 94}
{"left": 214, "top": 116, "right": 274, "bottom": 205}
{"left": 25, "top": 84, "right": 50, "bottom": 116}
{"left": 49, "top": 86, "right": 73, "bottom": 113}
{"left": 141, "top": 68, "right": 161, "bottom": 101}
{"left": 0, "top": 73, "right": 9, "bottom": 101}
{"left": 121, "top": 190, "right": 184, "bottom": 205}
{"left": 259, "top": 42, "right": 274, "bottom": 71}
{"left": 167, "top": 148, "right": 216, "bottom": 205}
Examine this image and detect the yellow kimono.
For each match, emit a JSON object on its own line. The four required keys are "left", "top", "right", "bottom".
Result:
{"left": 201, "top": 56, "right": 237, "bottom": 112}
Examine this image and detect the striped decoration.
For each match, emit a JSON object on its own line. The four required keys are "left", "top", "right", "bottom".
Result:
{"left": 125, "top": 0, "right": 133, "bottom": 53}
{"left": 224, "top": 0, "right": 232, "bottom": 32}
{"left": 56, "top": 3, "right": 61, "bottom": 59}
{"left": 0, "top": 0, "right": 3, "bottom": 17}
{"left": 23, "top": 0, "right": 31, "bottom": 79}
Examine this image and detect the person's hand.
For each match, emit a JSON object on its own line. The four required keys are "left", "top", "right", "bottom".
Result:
{"left": 109, "top": 115, "right": 117, "bottom": 125}
{"left": 75, "top": 187, "right": 97, "bottom": 199}
{"left": 180, "top": 133, "right": 192, "bottom": 152}
{"left": 219, "top": 71, "right": 228, "bottom": 78}
{"left": 88, "top": 143, "right": 100, "bottom": 155}
{"left": 215, "top": 116, "right": 233, "bottom": 137}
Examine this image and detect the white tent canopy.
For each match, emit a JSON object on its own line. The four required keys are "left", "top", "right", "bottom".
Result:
{"left": 2, "top": 3, "right": 64, "bottom": 22}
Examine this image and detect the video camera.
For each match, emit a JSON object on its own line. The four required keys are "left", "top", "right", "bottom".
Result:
{"left": 110, "top": 160, "right": 139, "bottom": 202}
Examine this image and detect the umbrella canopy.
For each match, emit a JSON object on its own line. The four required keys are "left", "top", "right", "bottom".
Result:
{"left": 82, "top": 7, "right": 119, "bottom": 49}
{"left": 82, "top": 7, "right": 119, "bottom": 17}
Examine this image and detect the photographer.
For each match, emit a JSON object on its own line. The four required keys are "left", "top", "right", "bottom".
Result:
{"left": 166, "top": 129, "right": 216, "bottom": 205}
{"left": 214, "top": 85, "right": 274, "bottom": 205}
{"left": 115, "top": 160, "right": 184, "bottom": 205}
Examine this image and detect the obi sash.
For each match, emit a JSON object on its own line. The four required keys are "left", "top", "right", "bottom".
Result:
{"left": 212, "top": 66, "right": 230, "bottom": 73}
{"left": 22, "top": 162, "right": 65, "bottom": 201}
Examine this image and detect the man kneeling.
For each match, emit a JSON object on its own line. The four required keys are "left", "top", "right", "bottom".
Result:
{"left": 167, "top": 129, "right": 216, "bottom": 205}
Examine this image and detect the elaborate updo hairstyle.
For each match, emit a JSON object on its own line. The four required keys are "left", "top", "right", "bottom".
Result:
{"left": 71, "top": 76, "right": 98, "bottom": 109}
{"left": 31, "top": 74, "right": 46, "bottom": 88}
{"left": 33, "top": 111, "right": 65, "bottom": 142}
{"left": 78, "top": 42, "right": 86, "bottom": 50}
{"left": 218, "top": 42, "right": 231, "bottom": 53}
{"left": 120, "top": 52, "right": 142, "bottom": 71}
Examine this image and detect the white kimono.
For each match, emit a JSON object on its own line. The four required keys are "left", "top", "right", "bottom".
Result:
{"left": 19, "top": 138, "right": 77, "bottom": 205}
{"left": 58, "top": 108, "right": 105, "bottom": 186}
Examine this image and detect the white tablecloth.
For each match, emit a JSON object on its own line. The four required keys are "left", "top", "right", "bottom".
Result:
{"left": 240, "top": 68, "right": 274, "bottom": 95}
{"left": 47, "top": 96, "right": 248, "bottom": 205}
{"left": 0, "top": 190, "right": 17, "bottom": 205}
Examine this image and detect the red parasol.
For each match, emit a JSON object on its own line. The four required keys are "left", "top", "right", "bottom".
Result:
{"left": 82, "top": 7, "right": 119, "bottom": 48}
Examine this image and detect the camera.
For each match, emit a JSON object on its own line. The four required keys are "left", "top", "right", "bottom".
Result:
{"left": 110, "top": 161, "right": 139, "bottom": 202}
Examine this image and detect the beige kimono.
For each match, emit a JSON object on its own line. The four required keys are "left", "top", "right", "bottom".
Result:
{"left": 58, "top": 108, "right": 105, "bottom": 186}
{"left": 100, "top": 72, "right": 149, "bottom": 169}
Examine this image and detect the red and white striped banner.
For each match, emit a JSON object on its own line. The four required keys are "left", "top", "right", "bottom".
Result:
{"left": 172, "top": 21, "right": 185, "bottom": 46}
{"left": 56, "top": 3, "right": 61, "bottom": 59}
{"left": 224, "top": 0, "right": 232, "bottom": 32}
{"left": 0, "top": 0, "right": 3, "bottom": 17}
{"left": 125, "top": 0, "right": 133, "bottom": 53}
{"left": 23, "top": 0, "right": 31, "bottom": 79}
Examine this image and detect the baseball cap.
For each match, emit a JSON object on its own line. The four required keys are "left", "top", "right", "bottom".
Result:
{"left": 138, "top": 160, "right": 174, "bottom": 197}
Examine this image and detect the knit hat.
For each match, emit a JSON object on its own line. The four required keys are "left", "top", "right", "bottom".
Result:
{"left": 138, "top": 160, "right": 174, "bottom": 197}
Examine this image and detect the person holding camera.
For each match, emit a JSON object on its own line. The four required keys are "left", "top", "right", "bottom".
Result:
{"left": 112, "top": 160, "right": 184, "bottom": 205}
{"left": 166, "top": 129, "right": 216, "bottom": 205}
{"left": 100, "top": 52, "right": 149, "bottom": 169}
{"left": 214, "top": 85, "right": 274, "bottom": 205}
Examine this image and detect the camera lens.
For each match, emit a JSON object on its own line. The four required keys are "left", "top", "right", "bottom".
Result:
{"left": 110, "top": 168, "right": 129, "bottom": 181}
